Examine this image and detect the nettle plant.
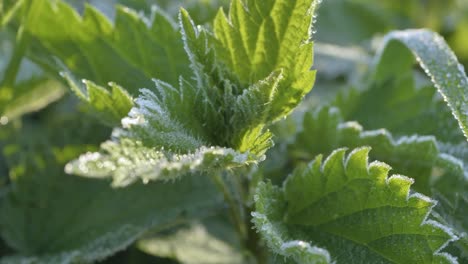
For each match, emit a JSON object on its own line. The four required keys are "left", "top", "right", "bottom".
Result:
{"left": 0, "top": 0, "right": 467, "bottom": 263}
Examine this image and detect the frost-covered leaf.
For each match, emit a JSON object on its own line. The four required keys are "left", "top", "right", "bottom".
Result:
{"left": 63, "top": 73, "right": 133, "bottom": 127}
{"left": 66, "top": 139, "right": 256, "bottom": 187}
{"left": 254, "top": 148, "right": 457, "bottom": 263}
{"left": 327, "top": 32, "right": 468, "bottom": 251}
{"left": 66, "top": 78, "right": 267, "bottom": 186}
{"left": 373, "top": 29, "right": 468, "bottom": 142}
{"left": 335, "top": 62, "right": 462, "bottom": 144}
{"left": 137, "top": 215, "right": 248, "bottom": 264}
{"left": 179, "top": 9, "right": 285, "bottom": 154}
{"left": 229, "top": 71, "right": 281, "bottom": 152}
{"left": 212, "top": 0, "right": 317, "bottom": 119}
{"left": 289, "top": 106, "right": 462, "bottom": 194}
{"left": 438, "top": 141, "right": 468, "bottom": 173}
{"left": 431, "top": 155, "right": 468, "bottom": 263}
{"left": 334, "top": 29, "right": 468, "bottom": 144}
{"left": 0, "top": 106, "right": 224, "bottom": 263}
{"left": 68, "top": 2, "right": 318, "bottom": 185}
{"left": 273, "top": 106, "right": 468, "bottom": 261}
{"left": 252, "top": 182, "right": 331, "bottom": 264}
{"left": 0, "top": 148, "right": 223, "bottom": 264}
{"left": 432, "top": 190, "right": 468, "bottom": 261}
{"left": 0, "top": 176, "right": 222, "bottom": 264}
{"left": 119, "top": 84, "right": 211, "bottom": 152}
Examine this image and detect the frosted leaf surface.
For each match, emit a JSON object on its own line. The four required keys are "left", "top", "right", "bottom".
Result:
{"left": 282, "top": 106, "right": 468, "bottom": 262}
{"left": 252, "top": 183, "right": 331, "bottom": 264}
{"left": 289, "top": 106, "right": 463, "bottom": 195}
{"left": 66, "top": 139, "right": 256, "bottom": 187}
{"left": 63, "top": 73, "right": 134, "bottom": 127}
{"left": 0, "top": 138, "right": 223, "bottom": 264}
{"left": 253, "top": 148, "right": 458, "bottom": 263}
{"left": 68, "top": 0, "right": 319, "bottom": 185}
{"left": 376, "top": 29, "right": 468, "bottom": 142}
{"left": 213, "top": 0, "right": 318, "bottom": 119}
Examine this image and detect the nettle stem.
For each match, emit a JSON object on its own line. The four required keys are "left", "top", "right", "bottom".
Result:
{"left": 210, "top": 173, "right": 247, "bottom": 239}
{"left": 210, "top": 172, "right": 268, "bottom": 263}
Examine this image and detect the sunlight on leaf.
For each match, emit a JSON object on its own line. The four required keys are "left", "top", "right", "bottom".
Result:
{"left": 375, "top": 29, "right": 468, "bottom": 142}
{"left": 254, "top": 148, "right": 458, "bottom": 263}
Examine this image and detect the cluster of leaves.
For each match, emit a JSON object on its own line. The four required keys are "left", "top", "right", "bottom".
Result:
{"left": 0, "top": 0, "right": 467, "bottom": 263}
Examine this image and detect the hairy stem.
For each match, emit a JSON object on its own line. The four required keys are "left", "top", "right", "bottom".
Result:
{"left": 210, "top": 173, "right": 247, "bottom": 240}
{"left": 210, "top": 172, "right": 270, "bottom": 263}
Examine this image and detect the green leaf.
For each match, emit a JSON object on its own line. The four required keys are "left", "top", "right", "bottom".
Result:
{"left": 68, "top": 2, "right": 318, "bottom": 185}
{"left": 23, "top": 0, "right": 190, "bottom": 92}
{"left": 65, "top": 77, "right": 266, "bottom": 186}
{"left": 0, "top": 104, "right": 224, "bottom": 263}
{"left": 254, "top": 148, "right": 457, "bottom": 263}
{"left": 430, "top": 154, "right": 468, "bottom": 261}
{"left": 63, "top": 73, "right": 133, "bottom": 127}
{"left": 119, "top": 84, "right": 211, "bottom": 152}
{"left": 271, "top": 106, "right": 468, "bottom": 260}
{"left": 151, "top": 0, "right": 229, "bottom": 24}
{"left": 0, "top": 31, "right": 65, "bottom": 121}
{"left": 252, "top": 182, "right": 331, "bottom": 264}
{"left": 0, "top": 149, "right": 223, "bottom": 264}
{"left": 433, "top": 178, "right": 468, "bottom": 263}
{"left": 334, "top": 29, "right": 468, "bottom": 145}
{"left": 438, "top": 141, "right": 468, "bottom": 173}
{"left": 327, "top": 32, "right": 468, "bottom": 246}
{"left": 373, "top": 29, "right": 468, "bottom": 142}
{"left": 288, "top": 106, "right": 463, "bottom": 195}
{"left": 137, "top": 214, "right": 248, "bottom": 264}
{"left": 213, "top": 0, "right": 317, "bottom": 119}
{"left": 111, "top": 5, "right": 190, "bottom": 86}
{"left": 334, "top": 79, "right": 463, "bottom": 144}
{"left": 229, "top": 71, "right": 281, "bottom": 153}
{"left": 65, "top": 139, "right": 257, "bottom": 187}
{"left": 1, "top": 77, "right": 65, "bottom": 121}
